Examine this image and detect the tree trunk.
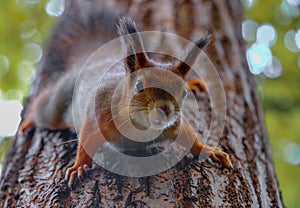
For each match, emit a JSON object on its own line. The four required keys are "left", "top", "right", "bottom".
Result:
{"left": 0, "top": 0, "right": 284, "bottom": 207}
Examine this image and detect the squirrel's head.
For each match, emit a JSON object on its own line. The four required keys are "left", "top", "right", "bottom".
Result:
{"left": 118, "top": 17, "right": 209, "bottom": 130}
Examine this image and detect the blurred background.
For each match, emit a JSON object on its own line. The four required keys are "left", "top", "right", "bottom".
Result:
{"left": 0, "top": 0, "right": 299, "bottom": 207}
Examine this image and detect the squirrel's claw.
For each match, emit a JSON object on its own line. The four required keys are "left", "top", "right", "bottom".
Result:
{"left": 208, "top": 147, "right": 233, "bottom": 170}
{"left": 65, "top": 164, "right": 90, "bottom": 188}
{"left": 68, "top": 171, "right": 77, "bottom": 189}
{"left": 77, "top": 166, "right": 84, "bottom": 180}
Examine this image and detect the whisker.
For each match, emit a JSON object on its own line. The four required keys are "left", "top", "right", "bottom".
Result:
{"left": 101, "top": 107, "right": 131, "bottom": 124}
{"left": 117, "top": 115, "right": 140, "bottom": 129}
{"left": 93, "top": 100, "right": 149, "bottom": 113}
{"left": 129, "top": 109, "right": 148, "bottom": 114}
{"left": 54, "top": 138, "right": 78, "bottom": 146}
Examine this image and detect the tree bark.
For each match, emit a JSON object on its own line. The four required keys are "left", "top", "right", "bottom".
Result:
{"left": 0, "top": 0, "right": 284, "bottom": 207}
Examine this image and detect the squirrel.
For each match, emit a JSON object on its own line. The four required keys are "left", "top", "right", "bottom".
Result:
{"left": 20, "top": 3, "right": 232, "bottom": 188}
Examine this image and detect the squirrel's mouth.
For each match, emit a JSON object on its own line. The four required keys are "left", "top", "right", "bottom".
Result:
{"left": 149, "top": 114, "right": 178, "bottom": 130}
{"left": 129, "top": 104, "right": 180, "bottom": 130}
{"left": 150, "top": 119, "right": 166, "bottom": 129}
{"left": 150, "top": 120, "right": 168, "bottom": 130}
{"left": 151, "top": 119, "right": 162, "bottom": 125}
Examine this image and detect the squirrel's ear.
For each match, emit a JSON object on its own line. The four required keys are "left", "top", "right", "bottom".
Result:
{"left": 173, "top": 36, "right": 210, "bottom": 77}
{"left": 118, "top": 17, "right": 150, "bottom": 73}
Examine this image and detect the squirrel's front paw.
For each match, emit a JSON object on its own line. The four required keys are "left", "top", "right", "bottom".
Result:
{"left": 209, "top": 147, "right": 233, "bottom": 170}
{"left": 65, "top": 164, "right": 90, "bottom": 189}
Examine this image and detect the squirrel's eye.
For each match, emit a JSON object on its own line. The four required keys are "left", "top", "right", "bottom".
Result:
{"left": 182, "top": 88, "right": 187, "bottom": 98}
{"left": 135, "top": 80, "right": 144, "bottom": 92}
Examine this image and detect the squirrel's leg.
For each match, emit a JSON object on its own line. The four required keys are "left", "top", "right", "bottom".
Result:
{"left": 164, "top": 118, "right": 232, "bottom": 169}
{"left": 19, "top": 113, "right": 34, "bottom": 133}
{"left": 20, "top": 73, "right": 76, "bottom": 134}
{"left": 65, "top": 118, "right": 105, "bottom": 188}
{"left": 19, "top": 89, "right": 70, "bottom": 134}
{"left": 19, "top": 90, "right": 50, "bottom": 134}
{"left": 186, "top": 78, "right": 206, "bottom": 94}
{"left": 65, "top": 143, "right": 92, "bottom": 188}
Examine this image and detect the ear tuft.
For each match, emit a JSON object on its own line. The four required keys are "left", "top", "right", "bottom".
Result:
{"left": 118, "top": 17, "right": 138, "bottom": 37}
{"left": 173, "top": 34, "right": 211, "bottom": 77}
{"left": 194, "top": 35, "right": 211, "bottom": 50}
{"left": 118, "top": 17, "right": 151, "bottom": 73}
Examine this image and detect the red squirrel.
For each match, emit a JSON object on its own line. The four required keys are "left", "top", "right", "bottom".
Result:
{"left": 20, "top": 7, "right": 232, "bottom": 188}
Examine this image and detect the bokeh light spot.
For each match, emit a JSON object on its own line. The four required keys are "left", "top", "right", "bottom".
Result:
{"left": 246, "top": 43, "right": 272, "bottom": 74}
{"left": 287, "top": 0, "right": 300, "bottom": 6}
{"left": 30, "top": 32, "right": 42, "bottom": 44}
{"left": 284, "top": 30, "right": 300, "bottom": 52}
{"left": 256, "top": 24, "right": 277, "bottom": 46}
{"left": 263, "top": 56, "right": 282, "bottom": 79}
{"left": 0, "top": 55, "right": 10, "bottom": 77}
{"left": 17, "top": 61, "right": 36, "bottom": 84}
{"left": 23, "top": 42, "right": 43, "bottom": 64}
{"left": 283, "top": 142, "right": 300, "bottom": 165}
{"left": 19, "top": 20, "right": 37, "bottom": 39}
{"left": 242, "top": 20, "right": 259, "bottom": 42}
{"left": 0, "top": 100, "right": 23, "bottom": 137}
{"left": 273, "top": 6, "right": 292, "bottom": 26}
{"left": 295, "top": 29, "right": 300, "bottom": 49}
{"left": 280, "top": 0, "right": 300, "bottom": 18}
{"left": 45, "top": 0, "right": 65, "bottom": 17}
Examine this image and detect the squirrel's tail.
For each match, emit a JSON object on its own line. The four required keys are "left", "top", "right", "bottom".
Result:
{"left": 32, "top": 70, "right": 77, "bottom": 129}
{"left": 39, "top": 0, "right": 126, "bottom": 83}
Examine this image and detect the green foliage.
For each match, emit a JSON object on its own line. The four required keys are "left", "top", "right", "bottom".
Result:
{"left": 244, "top": 0, "right": 300, "bottom": 207}
{"left": 0, "top": 138, "right": 10, "bottom": 172}
{"left": 0, "top": 0, "right": 55, "bottom": 100}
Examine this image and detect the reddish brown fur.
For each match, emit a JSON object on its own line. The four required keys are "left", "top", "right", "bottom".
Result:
{"left": 20, "top": 5, "right": 232, "bottom": 188}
